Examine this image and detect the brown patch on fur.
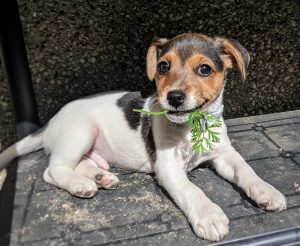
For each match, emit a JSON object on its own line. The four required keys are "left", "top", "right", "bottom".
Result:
{"left": 155, "top": 52, "right": 225, "bottom": 105}
{"left": 223, "top": 40, "right": 247, "bottom": 80}
{"left": 146, "top": 38, "right": 169, "bottom": 80}
{"left": 146, "top": 45, "right": 157, "bottom": 81}
{"left": 183, "top": 54, "right": 225, "bottom": 105}
{"left": 155, "top": 51, "right": 182, "bottom": 97}
{"left": 216, "top": 38, "right": 250, "bottom": 81}
{"left": 220, "top": 54, "right": 233, "bottom": 70}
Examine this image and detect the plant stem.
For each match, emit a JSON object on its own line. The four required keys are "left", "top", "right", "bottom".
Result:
{"left": 132, "top": 109, "right": 168, "bottom": 115}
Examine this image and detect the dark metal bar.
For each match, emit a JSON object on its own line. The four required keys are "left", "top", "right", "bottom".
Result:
{"left": 0, "top": 0, "right": 40, "bottom": 139}
{"left": 213, "top": 226, "right": 300, "bottom": 246}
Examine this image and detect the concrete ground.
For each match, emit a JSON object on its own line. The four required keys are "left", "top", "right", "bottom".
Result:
{"left": 6, "top": 110, "right": 300, "bottom": 245}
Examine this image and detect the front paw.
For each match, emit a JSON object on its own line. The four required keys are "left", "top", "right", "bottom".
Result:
{"left": 191, "top": 202, "right": 229, "bottom": 241}
{"left": 246, "top": 180, "right": 287, "bottom": 211}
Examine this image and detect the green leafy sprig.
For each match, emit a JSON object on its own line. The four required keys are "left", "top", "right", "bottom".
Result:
{"left": 132, "top": 108, "right": 222, "bottom": 153}
{"left": 188, "top": 111, "right": 222, "bottom": 153}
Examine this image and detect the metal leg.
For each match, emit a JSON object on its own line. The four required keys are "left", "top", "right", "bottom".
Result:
{"left": 0, "top": 0, "right": 40, "bottom": 139}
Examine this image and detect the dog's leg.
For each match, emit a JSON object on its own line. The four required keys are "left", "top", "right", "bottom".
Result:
{"left": 85, "top": 150, "right": 110, "bottom": 170}
{"left": 155, "top": 150, "right": 229, "bottom": 241}
{"left": 43, "top": 129, "right": 99, "bottom": 198}
{"left": 212, "top": 146, "right": 286, "bottom": 211}
{"left": 75, "top": 158, "right": 119, "bottom": 189}
{"left": 44, "top": 164, "right": 98, "bottom": 198}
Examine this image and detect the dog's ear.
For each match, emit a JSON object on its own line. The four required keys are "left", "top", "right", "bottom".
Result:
{"left": 216, "top": 38, "right": 250, "bottom": 81}
{"left": 146, "top": 37, "right": 169, "bottom": 81}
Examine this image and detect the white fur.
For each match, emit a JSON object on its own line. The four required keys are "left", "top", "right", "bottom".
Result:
{"left": 0, "top": 132, "right": 43, "bottom": 170}
{"left": 0, "top": 169, "right": 7, "bottom": 190}
{"left": 0, "top": 90, "right": 286, "bottom": 241}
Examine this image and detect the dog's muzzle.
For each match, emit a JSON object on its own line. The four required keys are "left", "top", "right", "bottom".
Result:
{"left": 165, "top": 100, "right": 209, "bottom": 124}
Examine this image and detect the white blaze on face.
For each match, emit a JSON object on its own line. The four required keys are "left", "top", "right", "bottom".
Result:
{"left": 160, "top": 92, "right": 197, "bottom": 112}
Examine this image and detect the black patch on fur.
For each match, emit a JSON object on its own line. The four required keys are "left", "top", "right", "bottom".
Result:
{"left": 160, "top": 34, "right": 224, "bottom": 71}
{"left": 140, "top": 90, "right": 156, "bottom": 98}
{"left": 141, "top": 115, "right": 156, "bottom": 164}
{"left": 117, "top": 92, "right": 146, "bottom": 130}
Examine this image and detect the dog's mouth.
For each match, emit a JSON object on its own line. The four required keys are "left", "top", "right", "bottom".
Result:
{"left": 167, "top": 100, "right": 208, "bottom": 115}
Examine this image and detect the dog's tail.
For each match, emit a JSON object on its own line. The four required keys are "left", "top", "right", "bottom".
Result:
{"left": 0, "top": 128, "right": 45, "bottom": 171}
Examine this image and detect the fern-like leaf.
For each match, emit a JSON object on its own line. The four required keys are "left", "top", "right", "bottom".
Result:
{"left": 188, "top": 111, "right": 222, "bottom": 154}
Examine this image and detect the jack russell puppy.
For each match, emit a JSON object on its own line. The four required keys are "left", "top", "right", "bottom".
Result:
{"left": 0, "top": 33, "right": 286, "bottom": 241}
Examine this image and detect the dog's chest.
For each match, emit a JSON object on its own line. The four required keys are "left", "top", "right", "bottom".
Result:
{"left": 176, "top": 133, "right": 201, "bottom": 170}
{"left": 175, "top": 131, "right": 222, "bottom": 172}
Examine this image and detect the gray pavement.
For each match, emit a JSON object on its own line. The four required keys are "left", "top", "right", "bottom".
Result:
{"left": 10, "top": 110, "right": 300, "bottom": 245}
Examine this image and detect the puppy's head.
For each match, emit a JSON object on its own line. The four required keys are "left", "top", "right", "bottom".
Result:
{"left": 146, "top": 33, "right": 250, "bottom": 124}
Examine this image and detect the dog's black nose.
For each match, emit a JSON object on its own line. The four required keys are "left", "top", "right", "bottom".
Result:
{"left": 167, "top": 90, "right": 186, "bottom": 108}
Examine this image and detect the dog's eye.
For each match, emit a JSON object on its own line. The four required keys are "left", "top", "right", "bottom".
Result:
{"left": 197, "top": 64, "right": 212, "bottom": 76}
{"left": 157, "top": 61, "right": 170, "bottom": 75}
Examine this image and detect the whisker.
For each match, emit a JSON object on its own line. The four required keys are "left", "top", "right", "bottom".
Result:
{"left": 148, "top": 98, "right": 160, "bottom": 111}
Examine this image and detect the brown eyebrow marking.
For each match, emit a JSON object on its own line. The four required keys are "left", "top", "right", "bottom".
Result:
{"left": 155, "top": 52, "right": 182, "bottom": 96}
{"left": 159, "top": 34, "right": 224, "bottom": 71}
{"left": 185, "top": 53, "right": 218, "bottom": 72}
